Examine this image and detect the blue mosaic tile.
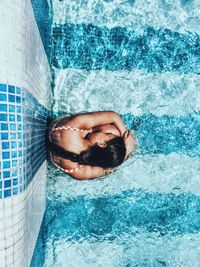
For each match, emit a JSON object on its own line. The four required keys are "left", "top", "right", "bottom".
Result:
{"left": 0, "top": 104, "right": 7, "bottom": 112}
{"left": 9, "top": 114, "right": 15, "bottom": 121}
{"left": 13, "top": 179, "right": 18, "bottom": 186}
{"left": 2, "top": 152, "right": 10, "bottom": 159}
{"left": 18, "top": 141, "right": 22, "bottom": 148}
{"left": 9, "top": 105, "right": 15, "bottom": 112}
{"left": 10, "top": 133, "right": 16, "bottom": 139}
{"left": 4, "top": 180, "right": 11, "bottom": 188}
{"left": 19, "top": 176, "right": 23, "bottom": 184}
{"left": 16, "top": 106, "right": 21, "bottom": 113}
{"left": 17, "top": 133, "right": 22, "bottom": 139}
{"left": 16, "top": 87, "right": 21, "bottom": 95}
{"left": 12, "top": 160, "right": 17, "bottom": 167}
{"left": 1, "top": 123, "right": 8, "bottom": 130}
{"left": 0, "top": 84, "right": 7, "bottom": 92}
{"left": 17, "top": 115, "right": 22, "bottom": 122}
{"left": 1, "top": 133, "right": 8, "bottom": 140}
{"left": 8, "top": 85, "right": 15, "bottom": 94}
{"left": 2, "top": 142, "right": 9, "bottom": 149}
{"left": 3, "top": 161, "right": 10, "bottom": 169}
{"left": 0, "top": 94, "right": 6, "bottom": 101}
{"left": 13, "top": 188, "right": 18, "bottom": 195}
{"left": 3, "top": 171, "right": 10, "bottom": 179}
{"left": 0, "top": 114, "right": 7, "bottom": 121}
{"left": 10, "top": 124, "right": 16, "bottom": 130}
{"left": 12, "top": 169, "right": 17, "bottom": 177}
{"left": 4, "top": 190, "right": 11, "bottom": 197}
{"left": 11, "top": 152, "right": 17, "bottom": 158}
{"left": 0, "top": 83, "right": 49, "bottom": 199}
{"left": 8, "top": 94, "right": 15, "bottom": 102}
{"left": 16, "top": 96, "right": 21, "bottom": 103}
{"left": 11, "top": 141, "right": 17, "bottom": 148}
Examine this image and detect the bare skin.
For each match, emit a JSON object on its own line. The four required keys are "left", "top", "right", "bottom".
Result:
{"left": 50, "top": 111, "right": 135, "bottom": 180}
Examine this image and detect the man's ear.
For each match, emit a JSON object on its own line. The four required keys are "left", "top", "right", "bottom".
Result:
{"left": 123, "top": 130, "right": 129, "bottom": 139}
{"left": 97, "top": 142, "right": 107, "bottom": 148}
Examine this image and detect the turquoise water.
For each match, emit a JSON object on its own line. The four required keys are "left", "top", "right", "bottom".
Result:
{"left": 41, "top": 190, "right": 200, "bottom": 238}
{"left": 52, "top": 24, "right": 200, "bottom": 73}
{"left": 31, "top": 0, "right": 200, "bottom": 266}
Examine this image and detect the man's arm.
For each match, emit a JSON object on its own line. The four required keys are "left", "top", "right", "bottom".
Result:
{"left": 69, "top": 165, "right": 114, "bottom": 180}
{"left": 92, "top": 123, "right": 121, "bottom": 136}
{"left": 52, "top": 155, "right": 114, "bottom": 180}
{"left": 69, "top": 111, "right": 127, "bottom": 137}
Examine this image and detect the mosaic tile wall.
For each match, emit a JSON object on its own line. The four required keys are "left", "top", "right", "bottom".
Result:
{"left": 0, "top": 0, "right": 52, "bottom": 266}
{"left": 0, "top": 83, "right": 49, "bottom": 199}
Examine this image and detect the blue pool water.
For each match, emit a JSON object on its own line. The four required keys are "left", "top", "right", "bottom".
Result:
{"left": 31, "top": 0, "right": 200, "bottom": 266}
{"left": 52, "top": 23, "right": 200, "bottom": 73}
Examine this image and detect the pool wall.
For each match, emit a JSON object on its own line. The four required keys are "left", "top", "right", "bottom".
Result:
{"left": 0, "top": 0, "right": 52, "bottom": 266}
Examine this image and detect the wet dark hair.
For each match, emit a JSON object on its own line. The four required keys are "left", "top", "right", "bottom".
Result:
{"left": 47, "top": 137, "right": 126, "bottom": 169}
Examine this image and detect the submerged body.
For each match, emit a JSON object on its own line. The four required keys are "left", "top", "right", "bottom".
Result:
{"left": 48, "top": 111, "right": 134, "bottom": 179}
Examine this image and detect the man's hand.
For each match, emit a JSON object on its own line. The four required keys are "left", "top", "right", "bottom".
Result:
{"left": 103, "top": 168, "right": 117, "bottom": 176}
{"left": 123, "top": 130, "right": 135, "bottom": 159}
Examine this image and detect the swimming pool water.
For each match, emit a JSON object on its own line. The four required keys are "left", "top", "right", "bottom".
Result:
{"left": 31, "top": 0, "right": 200, "bottom": 266}
{"left": 52, "top": 23, "right": 200, "bottom": 74}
